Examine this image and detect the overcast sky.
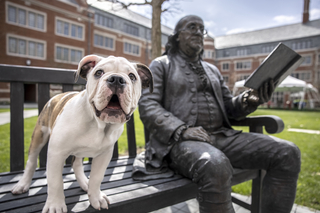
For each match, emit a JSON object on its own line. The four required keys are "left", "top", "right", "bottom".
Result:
{"left": 113, "top": 0, "right": 320, "bottom": 37}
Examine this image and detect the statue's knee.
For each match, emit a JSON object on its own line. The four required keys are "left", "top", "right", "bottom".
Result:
{"left": 276, "top": 142, "right": 301, "bottom": 174}
{"left": 192, "top": 150, "right": 233, "bottom": 186}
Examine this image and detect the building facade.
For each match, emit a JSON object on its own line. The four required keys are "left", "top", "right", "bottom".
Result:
{"left": 0, "top": 0, "right": 172, "bottom": 103}
{"left": 214, "top": 17, "right": 320, "bottom": 108}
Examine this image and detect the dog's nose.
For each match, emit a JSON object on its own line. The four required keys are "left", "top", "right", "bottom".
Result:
{"left": 107, "top": 75, "right": 126, "bottom": 87}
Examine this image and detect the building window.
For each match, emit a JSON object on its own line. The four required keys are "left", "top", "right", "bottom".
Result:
{"left": 6, "top": 2, "right": 46, "bottom": 31}
{"left": 235, "top": 61, "right": 251, "bottom": 70}
{"left": 7, "top": 35, "right": 45, "bottom": 59}
{"left": 301, "top": 55, "right": 312, "bottom": 66}
{"left": 204, "top": 50, "right": 214, "bottom": 59}
{"left": 291, "top": 71, "right": 312, "bottom": 81}
{"left": 94, "top": 33, "right": 114, "bottom": 50}
{"left": 271, "top": 91, "right": 284, "bottom": 105}
{"left": 95, "top": 13, "right": 113, "bottom": 28}
{"left": 236, "top": 74, "right": 250, "bottom": 81}
{"left": 124, "top": 42, "right": 140, "bottom": 56}
{"left": 262, "top": 45, "right": 275, "bottom": 53}
{"left": 236, "top": 48, "right": 250, "bottom": 56}
{"left": 56, "top": 17, "right": 84, "bottom": 40}
{"left": 55, "top": 44, "right": 83, "bottom": 64}
{"left": 223, "top": 75, "right": 229, "bottom": 83}
{"left": 291, "top": 40, "right": 312, "bottom": 50}
{"left": 124, "top": 23, "right": 139, "bottom": 36}
{"left": 221, "top": 62, "right": 230, "bottom": 71}
{"left": 223, "top": 50, "right": 230, "bottom": 57}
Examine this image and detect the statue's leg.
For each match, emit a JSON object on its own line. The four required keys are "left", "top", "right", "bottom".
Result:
{"left": 169, "top": 141, "right": 235, "bottom": 213}
{"left": 219, "top": 132, "right": 301, "bottom": 213}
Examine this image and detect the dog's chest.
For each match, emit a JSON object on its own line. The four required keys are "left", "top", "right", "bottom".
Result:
{"left": 68, "top": 125, "right": 123, "bottom": 158}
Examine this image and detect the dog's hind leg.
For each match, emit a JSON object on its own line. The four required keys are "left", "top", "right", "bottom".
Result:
{"left": 11, "top": 113, "right": 51, "bottom": 194}
{"left": 73, "top": 157, "right": 89, "bottom": 192}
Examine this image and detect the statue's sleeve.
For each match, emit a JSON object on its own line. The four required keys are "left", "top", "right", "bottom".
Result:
{"left": 138, "top": 58, "right": 185, "bottom": 145}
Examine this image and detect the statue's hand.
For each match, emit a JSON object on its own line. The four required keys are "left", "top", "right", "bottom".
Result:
{"left": 244, "top": 79, "right": 274, "bottom": 106}
{"left": 181, "top": 126, "right": 211, "bottom": 142}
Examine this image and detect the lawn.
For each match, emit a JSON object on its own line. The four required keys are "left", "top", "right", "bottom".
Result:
{"left": 0, "top": 109, "right": 319, "bottom": 209}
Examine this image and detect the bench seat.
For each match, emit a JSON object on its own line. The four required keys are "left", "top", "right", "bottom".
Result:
{"left": 0, "top": 157, "right": 261, "bottom": 213}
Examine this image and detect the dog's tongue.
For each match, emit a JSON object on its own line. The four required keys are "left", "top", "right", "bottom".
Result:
{"left": 106, "top": 95, "right": 122, "bottom": 110}
{"left": 107, "top": 101, "right": 121, "bottom": 109}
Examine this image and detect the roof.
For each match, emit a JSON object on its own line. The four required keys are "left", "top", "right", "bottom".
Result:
{"left": 88, "top": 0, "right": 173, "bottom": 35}
{"left": 214, "top": 19, "right": 320, "bottom": 49}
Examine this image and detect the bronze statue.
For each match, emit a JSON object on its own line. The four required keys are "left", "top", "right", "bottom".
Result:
{"left": 135, "top": 15, "right": 301, "bottom": 213}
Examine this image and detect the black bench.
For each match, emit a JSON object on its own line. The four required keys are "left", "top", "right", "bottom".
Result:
{"left": 0, "top": 64, "right": 284, "bottom": 213}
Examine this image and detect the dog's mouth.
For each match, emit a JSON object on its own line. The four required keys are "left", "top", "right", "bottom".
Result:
{"left": 93, "top": 94, "right": 124, "bottom": 118}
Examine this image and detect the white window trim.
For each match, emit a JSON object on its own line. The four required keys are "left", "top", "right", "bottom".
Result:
{"left": 222, "top": 75, "right": 229, "bottom": 83}
{"left": 57, "top": 0, "right": 79, "bottom": 7}
{"left": 55, "top": 16, "right": 85, "bottom": 41}
{"left": 93, "top": 30, "right": 116, "bottom": 51}
{"left": 6, "top": 34, "right": 47, "bottom": 60}
{"left": 234, "top": 60, "right": 252, "bottom": 71}
{"left": 291, "top": 71, "right": 312, "bottom": 81}
{"left": 300, "top": 54, "right": 313, "bottom": 66}
{"left": 123, "top": 39, "right": 141, "bottom": 57}
{"left": 221, "top": 61, "right": 230, "bottom": 71}
{"left": 54, "top": 43, "right": 84, "bottom": 64}
{"left": 6, "top": 1, "right": 47, "bottom": 32}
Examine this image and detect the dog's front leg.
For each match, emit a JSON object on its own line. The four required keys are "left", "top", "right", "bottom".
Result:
{"left": 88, "top": 147, "right": 113, "bottom": 210}
{"left": 42, "top": 152, "right": 68, "bottom": 213}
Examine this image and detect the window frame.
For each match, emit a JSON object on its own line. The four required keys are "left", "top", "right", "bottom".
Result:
{"left": 234, "top": 60, "right": 252, "bottom": 71}
{"left": 6, "top": 34, "right": 46, "bottom": 60}
{"left": 93, "top": 31, "right": 116, "bottom": 51}
{"left": 123, "top": 39, "right": 141, "bottom": 57}
{"left": 54, "top": 43, "right": 84, "bottom": 64}
{"left": 55, "top": 17, "right": 85, "bottom": 41}
{"left": 6, "top": 1, "right": 47, "bottom": 32}
{"left": 221, "top": 62, "right": 230, "bottom": 71}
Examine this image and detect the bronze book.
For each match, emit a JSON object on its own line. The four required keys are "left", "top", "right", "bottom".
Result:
{"left": 244, "top": 43, "right": 304, "bottom": 90}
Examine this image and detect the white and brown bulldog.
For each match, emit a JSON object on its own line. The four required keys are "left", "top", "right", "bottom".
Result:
{"left": 11, "top": 55, "right": 153, "bottom": 213}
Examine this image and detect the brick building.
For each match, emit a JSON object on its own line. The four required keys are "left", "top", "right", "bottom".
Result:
{"left": 0, "top": 0, "right": 173, "bottom": 103}
{"left": 213, "top": 0, "right": 320, "bottom": 107}
{"left": 1, "top": 0, "right": 319, "bottom": 108}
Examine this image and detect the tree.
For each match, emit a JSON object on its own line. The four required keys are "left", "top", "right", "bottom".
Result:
{"left": 102, "top": 0, "right": 180, "bottom": 60}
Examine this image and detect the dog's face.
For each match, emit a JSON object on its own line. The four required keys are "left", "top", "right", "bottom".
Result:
{"left": 75, "top": 55, "right": 153, "bottom": 124}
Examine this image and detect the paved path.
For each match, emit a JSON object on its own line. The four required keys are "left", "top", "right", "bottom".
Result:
{"left": 152, "top": 194, "right": 319, "bottom": 213}
{"left": 0, "top": 109, "right": 38, "bottom": 125}
{"left": 0, "top": 109, "right": 319, "bottom": 212}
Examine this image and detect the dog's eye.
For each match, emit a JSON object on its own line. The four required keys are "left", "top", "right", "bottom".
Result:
{"left": 129, "top": 73, "right": 136, "bottom": 81}
{"left": 95, "top": 70, "right": 104, "bottom": 77}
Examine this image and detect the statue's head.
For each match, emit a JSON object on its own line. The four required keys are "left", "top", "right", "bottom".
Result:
{"left": 164, "top": 15, "right": 206, "bottom": 57}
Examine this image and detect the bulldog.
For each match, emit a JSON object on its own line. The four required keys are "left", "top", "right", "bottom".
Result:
{"left": 11, "top": 55, "right": 153, "bottom": 213}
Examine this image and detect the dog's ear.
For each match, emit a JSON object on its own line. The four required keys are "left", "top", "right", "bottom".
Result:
{"left": 135, "top": 63, "right": 154, "bottom": 93}
{"left": 74, "top": 55, "right": 103, "bottom": 82}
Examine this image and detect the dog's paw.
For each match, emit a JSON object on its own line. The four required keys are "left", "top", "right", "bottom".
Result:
{"left": 42, "top": 198, "right": 67, "bottom": 213}
{"left": 11, "top": 180, "right": 31, "bottom": 194}
{"left": 89, "top": 191, "right": 110, "bottom": 210}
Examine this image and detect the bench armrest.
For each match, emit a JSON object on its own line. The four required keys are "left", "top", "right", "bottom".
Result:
{"left": 230, "top": 115, "right": 284, "bottom": 134}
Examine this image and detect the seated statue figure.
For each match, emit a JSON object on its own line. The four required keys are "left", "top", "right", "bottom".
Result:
{"left": 135, "top": 15, "right": 301, "bottom": 213}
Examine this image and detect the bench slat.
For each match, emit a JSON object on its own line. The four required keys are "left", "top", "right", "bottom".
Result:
{"left": 10, "top": 82, "right": 25, "bottom": 172}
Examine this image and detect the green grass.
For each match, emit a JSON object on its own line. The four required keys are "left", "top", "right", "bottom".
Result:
{"left": 0, "top": 109, "right": 319, "bottom": 209}
{"left": 231, "top": 109, "right": 320, "bottom": 210}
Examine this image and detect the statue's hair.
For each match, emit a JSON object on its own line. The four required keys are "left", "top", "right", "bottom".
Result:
{"left": 163, "top": 15, "right": 204, "bottom": 58}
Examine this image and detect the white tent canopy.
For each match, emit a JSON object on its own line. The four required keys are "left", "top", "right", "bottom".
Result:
{"left": 233, "top": 76, "right": 320, "bottom": 109}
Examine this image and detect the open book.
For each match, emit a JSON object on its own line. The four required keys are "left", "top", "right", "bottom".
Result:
{"left": 244, "top": 43, "right": 304, "bottom": 90}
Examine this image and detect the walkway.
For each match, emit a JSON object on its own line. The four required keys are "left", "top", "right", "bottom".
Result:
{"left": 152, "top": 194, "right": 319, "bottom": 213}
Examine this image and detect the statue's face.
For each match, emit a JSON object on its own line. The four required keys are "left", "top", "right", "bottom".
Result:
{"left": 177, "top": 16, "right": 204, "bottom": 57}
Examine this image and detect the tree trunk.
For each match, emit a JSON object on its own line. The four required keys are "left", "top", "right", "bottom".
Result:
{"left": 151, "top": 0, "right": 163, "bottom": 60}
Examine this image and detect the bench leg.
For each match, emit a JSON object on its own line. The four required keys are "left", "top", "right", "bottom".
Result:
{"left": 251, "top": 170, "right": 265, "bottom": 213}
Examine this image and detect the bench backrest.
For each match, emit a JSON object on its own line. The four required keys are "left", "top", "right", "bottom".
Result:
{"left": 0, "top": 64, "right": 138, "bottom": 172}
